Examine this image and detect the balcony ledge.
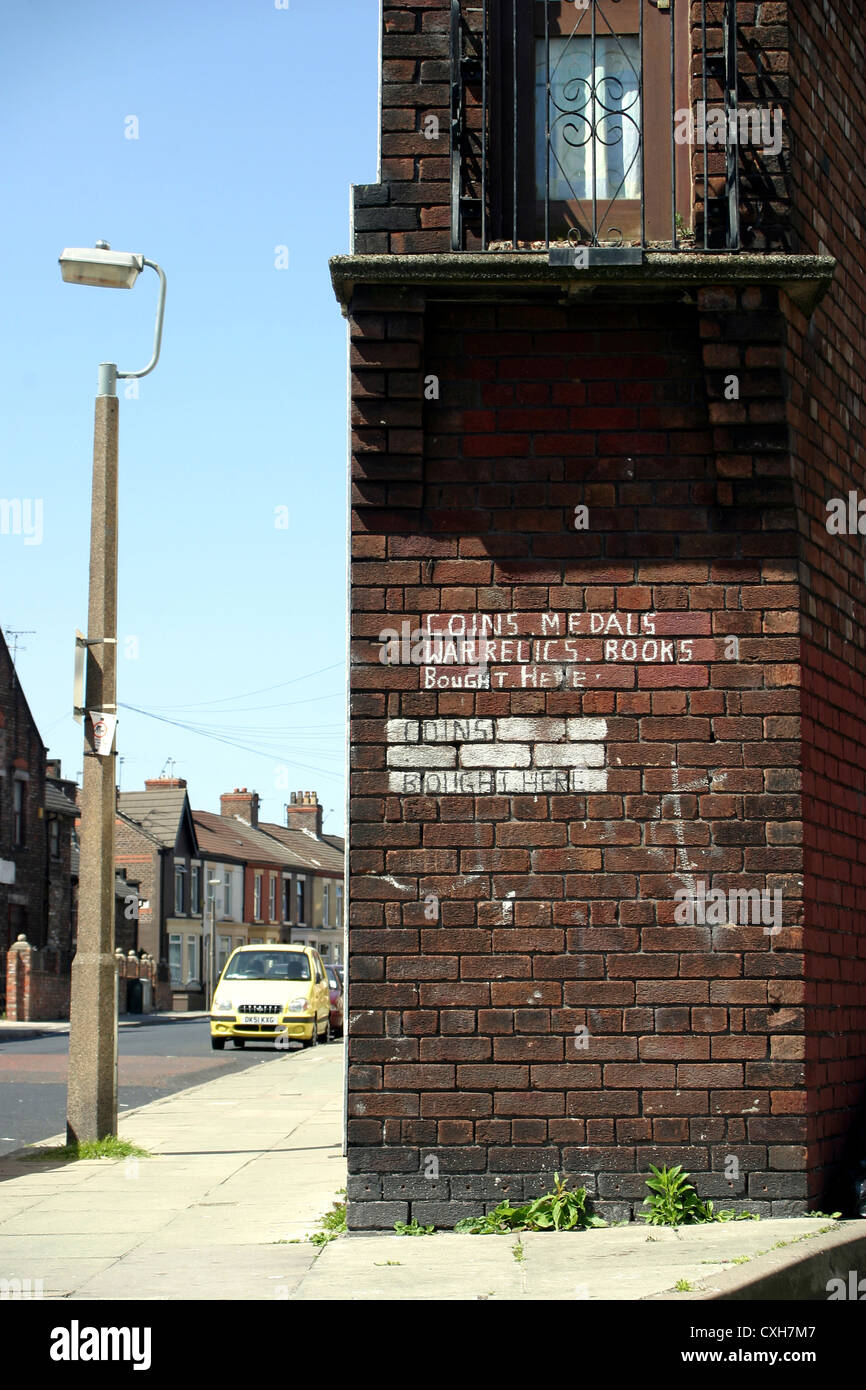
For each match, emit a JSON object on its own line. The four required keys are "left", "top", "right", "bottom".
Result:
{"left": 330, "top": 252, "right": 836, "bottom": 317}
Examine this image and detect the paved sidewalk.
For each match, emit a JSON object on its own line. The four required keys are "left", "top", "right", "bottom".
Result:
{"left": 0, "top": 1042, "right": 345, "bottom": 1300}
{"left": 308, "top": 1217, "right": 862, "bottom": 1302}
{"left": 1, "top": 1040, "right": 863, "bottom": 1301}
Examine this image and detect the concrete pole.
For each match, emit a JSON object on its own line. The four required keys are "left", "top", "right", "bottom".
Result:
{"left": 66, "top": 375, "right": 119, "bottom": 1144}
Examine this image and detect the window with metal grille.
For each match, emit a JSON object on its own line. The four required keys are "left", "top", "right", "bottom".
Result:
{"left": 450, "top": 0, "right": 739, "bottom": 252}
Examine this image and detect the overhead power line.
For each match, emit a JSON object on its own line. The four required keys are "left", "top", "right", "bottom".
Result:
{"left": 145, "top": 660, "right": 344, "bottom": 711}
{"left": 118, "top": 701, "right": 344, "bottom": 784}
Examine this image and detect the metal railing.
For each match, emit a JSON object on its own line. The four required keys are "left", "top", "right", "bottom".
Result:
{"left": 451, "top": 0, "right": 741, "bottom": 256}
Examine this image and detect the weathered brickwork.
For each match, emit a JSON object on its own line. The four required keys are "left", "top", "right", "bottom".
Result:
{"left": 783, "top": 0, "right": 866, "bottom": 1197}
{"left": 0, "top": 634, "right": 48, "bottom": 1011}
{"left": 356, "top": 1, "right": 794, "bottom": 253}
{"left": 347, "top": 296, "right": 814, "bottom": 1225}
{"left": 338, "top": 0, "right": 864, "bottom": 1227}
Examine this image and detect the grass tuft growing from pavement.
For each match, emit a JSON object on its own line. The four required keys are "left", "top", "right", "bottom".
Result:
{"left": 23, "top": 1137, "right": 151, "bottom": 1162}
{"left": 309, "top": 1190, "right": 347, "bottom": 1247}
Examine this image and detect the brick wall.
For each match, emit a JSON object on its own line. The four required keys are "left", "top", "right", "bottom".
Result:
{"left": 6, "top": 939, "right": 71, "bottom": 1021}
{"left": 354, "top": 1, "right": 795, "bottom": 253}
{"left": 347, "top": 292, "right": 818, "bottom": 1226}
{"left": 783, "top": 0, "right": 866, "bottom": 1193}
{"left": 0, "top": 636, "right": 48, "bottom": 999}
{"left": 115, "top": 823, "right": 161, "bottom": 959}
{"left": 341, "top": 0, "right": 863, "bottom": 1228}
{"left": 5, "top": 940, "right": 164, "bottom": 1020}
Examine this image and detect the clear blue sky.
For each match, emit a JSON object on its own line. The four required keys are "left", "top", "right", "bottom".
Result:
{"left": 0, "top": 0, "right": 380, "bottom": 839}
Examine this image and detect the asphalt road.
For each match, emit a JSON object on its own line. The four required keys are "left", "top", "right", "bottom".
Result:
{"left": 0, "top": 1017, "right": 304, "bottom": 1156}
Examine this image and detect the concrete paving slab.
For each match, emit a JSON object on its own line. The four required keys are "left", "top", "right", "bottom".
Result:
{"left": 294, "top": 1219, "right": 849, "bottom": 1301}
{"left": 0, "top": 1209, "right": 174, "bottom": 1236}
{"left": 0, "top": 1232, "right": 144, "bottom": 1259}
{"left": 71, "top": 1243, "right": 321, "bottom": 1301}
{"left": 0, "top": 1257, "right": 117, "bottom": 1296}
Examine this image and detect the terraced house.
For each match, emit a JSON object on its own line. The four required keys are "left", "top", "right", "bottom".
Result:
{"left": 333, "top": 0, "right": 866, "bottom": 1227}
{"left": 118, "top": 779, "right": 345, "bottom": 1006}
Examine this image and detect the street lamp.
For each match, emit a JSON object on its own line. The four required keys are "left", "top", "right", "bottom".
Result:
{"left": 61, "top": 241, "right": 167, "bottom": 1145}
{"left": 206, "top": 879, "right": 221, "bottom": 1008}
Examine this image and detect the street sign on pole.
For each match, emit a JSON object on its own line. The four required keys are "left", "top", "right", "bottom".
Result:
{"left": 89, "top": 711, "right": 117, "bottom": 757}
{"left": 73, "top": 631, "right": 86, "bottom": 723}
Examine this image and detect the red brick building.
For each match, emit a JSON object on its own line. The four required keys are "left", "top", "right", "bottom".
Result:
{"left": 332, "top": 0, "right": 866, "bottom": 1227}
{"left": 0, "top": 629, "right": 48, "bottom": 1006}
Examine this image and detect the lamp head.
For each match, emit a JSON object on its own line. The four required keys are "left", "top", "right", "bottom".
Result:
{"left": 59, "top": 243, "right": 144, "bottom": 289}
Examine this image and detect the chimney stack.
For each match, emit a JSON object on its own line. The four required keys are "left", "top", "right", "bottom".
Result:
{"left": 287, "top": 790, "right": 323, "bottom": 839}
{"left": 144, "top": 777, "right": 187, "bottom": 789}
{"left": 220, "top": 787, "right": 259, "bottom": 829}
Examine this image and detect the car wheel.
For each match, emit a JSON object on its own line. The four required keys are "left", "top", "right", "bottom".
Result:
{"left": 302, "top": 1021, "right": 318, "bottom": 1050}
{"left": 232, "top": 1039, "right": 245, "bottom": 1049}
{"left": 322, "top": 1018, "right": 331, "bottom": 1045}
{"left": 211, "top": 1038, "right": 226, "bottom": 1050}
{"left": 332, "top": 1025, "right": 343, "bottom": 1040}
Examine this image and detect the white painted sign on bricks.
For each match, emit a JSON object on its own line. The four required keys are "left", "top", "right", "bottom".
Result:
{"left": 387, "top": 715, "right": 609, "bottom": 796}
{"left": 383, "top": 607, "right": 714, "bottom": 796}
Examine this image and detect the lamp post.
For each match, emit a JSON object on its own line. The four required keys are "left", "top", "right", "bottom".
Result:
{"left": 61, "top": 242, "right": 167, "bottom": 1145}
{"left": 206, "top": 878, "right": 221, "bottom": 1007}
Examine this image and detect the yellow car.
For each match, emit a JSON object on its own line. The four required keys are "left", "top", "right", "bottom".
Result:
{"left": 209, "top": 944, "right": 332, "bottom": 1051}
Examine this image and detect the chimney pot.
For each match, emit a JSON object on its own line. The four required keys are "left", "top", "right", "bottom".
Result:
{"left": 220, "top": 788, "right": 260, "bottom": 829}
{"left": 286, "top": 789, "right": 323, "bottom": 838}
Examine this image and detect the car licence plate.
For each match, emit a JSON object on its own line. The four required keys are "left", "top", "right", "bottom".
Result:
{"left": 243, "top": 1015, "right": 278, "bottom": 1024}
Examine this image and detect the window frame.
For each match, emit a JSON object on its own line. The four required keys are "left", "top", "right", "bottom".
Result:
{"left": 492, "top": 0, "right": 689, "bottom": 246}
{"left": 174, "top": 865, "right": 185, "bottom": 916}
{"left": 168, "top": 933, "right": 183, "bottom": 986}
{"left": 12, "top": 777, "right": 26, "bottom": 849}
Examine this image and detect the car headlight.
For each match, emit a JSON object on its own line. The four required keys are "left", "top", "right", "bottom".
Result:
{"left": 214, "top": 1000, "right": 233, "bottom": 1013}
{"left": 287, "top": 996, "right": 309, "bottom": 1012}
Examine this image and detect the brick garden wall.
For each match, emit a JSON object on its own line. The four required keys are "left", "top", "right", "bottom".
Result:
{"left": 6, "top": 940, "right": 71, "bottom": 1022}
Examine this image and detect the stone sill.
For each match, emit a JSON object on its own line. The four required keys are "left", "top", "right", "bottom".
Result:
{"left": 330, "top": 252, "right": 836, "bottom": 316}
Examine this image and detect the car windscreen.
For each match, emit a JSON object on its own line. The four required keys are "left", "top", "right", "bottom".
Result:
{"left": 223, "top": 951, "right": 311, "bottom": 982}
{"left": 326, "top": 967, "right": 340, "bottom": 989}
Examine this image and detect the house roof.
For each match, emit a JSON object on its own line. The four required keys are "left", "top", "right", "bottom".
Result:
{"left": 192, "top": 810, "right": 256, "bottom": 863}
{"left": 44, "top": 781, "right": 78, "bottom": 817}
{"left": 258, "top": 822, "right": 344, "bottom": 875}
{"left": 118, "top": 788, "right": 197, "bottom": 852}
{"left": 192, "top": 811, "right": 309, "bottom": 871}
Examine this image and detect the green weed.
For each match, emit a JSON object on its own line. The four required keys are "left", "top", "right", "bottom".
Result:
{"left": 641, "top": 1165, "right": 760, "bottom": 1227}
{"left": 455, "top": 1174, "right": 606, "bottom": 1235}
